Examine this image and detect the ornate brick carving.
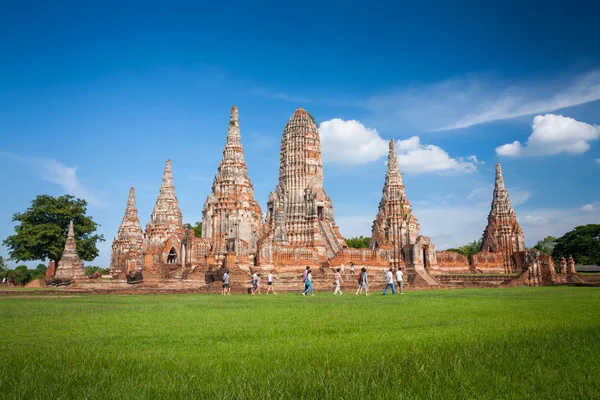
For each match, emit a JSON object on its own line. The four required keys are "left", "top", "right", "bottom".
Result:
{"left": 109, "top": 187, "right": 144, "bottom": 276}
{"left": 54, "top": 220, "right": 86, "bottom": 281}
{"left": 262, "top": 108, "right": 346, "bottom": 261}
{"left": 480, "top": 162, "right": 526, "bottom": 271}
{"left": 202, "top": 106, "right": 263, "bottom": 264}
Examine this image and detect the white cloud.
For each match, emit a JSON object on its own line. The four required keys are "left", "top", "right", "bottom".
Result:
{"left": 319, "top": 119, "right": 387, "bottom": 164}
{"left": 364, "top": 69, "right": 600, "bottom": 132}
{"left": 582, "top": 204, "right": 596, "bottom": 212}
{"left": 0, "top": 151, "right": 103, "bottom": 206}
{"left": 319, "top": 119, "right": 478, "bottom": 173}
{"left": 595, "top": 158, "right": 600, "bottom": 164}
{"left": 496, "top": 114, "right": 600, "bottom": 157}
{"left": 395, "top": 136, "right": 477, "bottom": 173}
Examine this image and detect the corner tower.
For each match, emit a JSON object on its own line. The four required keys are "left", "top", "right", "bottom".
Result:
{"left": 143, "top": 160, "right": 185, "bottom": 270}
{"left": 109, "top": 187, "right": 144, "bottom": 275}
{"left": 202, "top": 106, "right": 263, "bottom": 262}
{"left": 370, "top": 140, "right": 420, "bottom": 250}
{"left": 264, "top": 108, "right": 346, "bottom": 259}
{"left": 481, "top": 163, "right": 526, "bottom": 263}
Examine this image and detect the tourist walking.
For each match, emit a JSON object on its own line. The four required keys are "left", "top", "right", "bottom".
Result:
{"left": 340, "top": 263, "right": 345, "bottom": 274}
{"left": 383, "top": 268, "right": 396, "bottom": 295}
{"left": 303, "top": 269, "right": 315, "bottom": 296}
{"left": 355, "top": 267, "right": 369, "bottom": 295}
{"left": 333, "top": 268, "right": 343, "bottom": 295}
{"left": 350, "top": 262, "right": 355, "bottom": 276}
{"left": 252, "top": 273, "right": 262, "bottom": 295}
{"left": 222, "top": 270, "right": 231, "bottom": 296}
{"left": 396, "top": 268, "right": 404, "bottom": 294}
{"left": 302, "top": 266, "right": 310, "bottom": 294}
{"left": 266, "top": 272, "right": 276, "bottom": 295}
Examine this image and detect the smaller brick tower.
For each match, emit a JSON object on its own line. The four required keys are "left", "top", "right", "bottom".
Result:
{"left": 54, "top": 220, "right": 86, "bottom": 280}
{"left": 109, "top": 187, "right": 144, "bottom": 276}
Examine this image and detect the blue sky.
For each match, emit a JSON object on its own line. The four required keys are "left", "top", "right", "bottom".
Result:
{"left": 1, "top": 1, "right": 599, "bottom": 267}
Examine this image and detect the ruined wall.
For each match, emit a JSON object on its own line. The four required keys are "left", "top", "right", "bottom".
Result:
{"left": 472, "top": 251, "right": 507, "bottom": 274}
{"left": 434, "top": 251, "right": 471, "bottom": 273}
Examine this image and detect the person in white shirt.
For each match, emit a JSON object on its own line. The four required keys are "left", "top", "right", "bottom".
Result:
{"left": 383, "top": 268, "right": 396, "bottom": 295}
{"left": 350, "top": 263, "right": 355, "bottom": 275}
{"left": 340, "top": 263, "right": 345, "bottom": 273}
{"left": 252, "top": 272, "right": 261, "bottom": 295}
{"left": 333, "top": 268, "right": 343, "bottom": 296}
{"left": 266, "top": 272, "right": 276, "bottom": 295}
{"left": 395, "top": 268, "right": 404, "bottom": 294}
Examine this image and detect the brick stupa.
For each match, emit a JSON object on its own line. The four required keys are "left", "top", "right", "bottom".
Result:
{"left": 109, "top": 187, "right": 144, "bottom": 275}
{"left": 54, "top": 220, "right": 86, "bottom": 281}
{"left": 202, "top": 106, "right": 263, "bottom": 263}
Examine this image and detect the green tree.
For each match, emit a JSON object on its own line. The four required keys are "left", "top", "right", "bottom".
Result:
{"left": 85, "top": 266, "right": 110, "bottom": 277}
{"left": 345, "top": 236, "right": 371, "bottom": 249}
{"left": 31, "top": 263, "right": 47, "bottom": 280}
{"left": 9, "top": 265, "right": 33, "bottom": 286}
{"left": 3, "top": 195, "right": 105, "bottom": 266}
{"left": 184, "top": 221, "right": 203, "bottom": 238}
{"left": 552, "top": 224, "right": 600, "bottom": 266}
{"left": 533, "top": 236, "right": 556, "bottom": 256}
{"left": 445, "top": 238, "right": 483, "bottom": 257}
{"left": 0, "top": 256, "right": 6, "bottom": 278}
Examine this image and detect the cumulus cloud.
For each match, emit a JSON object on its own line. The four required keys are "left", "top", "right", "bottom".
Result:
{"left": 0, "top": 151, "right": 103, "bottom": 206}
{"left": 319, "top": 118, "right": 478, "bottom": 173}
{"left": 364, "top": 69, "right": 600, "bottom": 132}
{"left": 496, "top": 114, "right": 600, "bottom": 157}
{"left": 395, "top": 136, "right": 478, "bottom": 173}
{"left": 595, "top": 158, "right": 600, "bottom": 164}
{"left": 582, "top": 204, "right": 596, "bottom": 212}
{"left": 319, "top": 119, "right": 388, "bottom": 164}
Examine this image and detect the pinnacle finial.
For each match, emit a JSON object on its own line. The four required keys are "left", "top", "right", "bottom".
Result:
{"left": 389, "top": 139, "right": 396, "bottom": 155}
{"left": 230, "top": 105, "right": 239, "bottom": 125}
{"left": 494, "top": 162, "right": 505, "bottom": 190}
{"left": 67, "top": 219, "right": 75, "bottom": 238}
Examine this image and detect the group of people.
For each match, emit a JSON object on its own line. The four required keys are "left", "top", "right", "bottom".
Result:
{"left": 221, "top": 264, "right": 405, "bottom": 296}
{"left": 221, "top": 270, "right": 276, "bottom": 295}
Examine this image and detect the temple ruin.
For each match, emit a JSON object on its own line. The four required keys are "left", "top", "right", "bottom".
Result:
{"left": 80, "top": 105, "right": 581, "bottom": 291}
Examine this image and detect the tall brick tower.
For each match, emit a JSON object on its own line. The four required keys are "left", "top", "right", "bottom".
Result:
{"left": 264, "top": 108, "right": 345, "bottom": 259}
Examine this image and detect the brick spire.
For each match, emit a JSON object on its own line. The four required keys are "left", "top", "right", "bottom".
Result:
{"left": 117, "top": 187, "right": 143, "bottom": 240}
{"left": 481, "top": 162, "right": 526, "bottom": 270}
{"left": 150, "top": 159, "right": 182, "bottom": 228}
{"left": 371, "top": 139, "right": 419, "bottom": 253}
{"left": 109, "top": 187, "right": 144, "bottom": 275}
{"left": 54, "top": 220, "right": 86, "bottom": 280}
{"left": 202, "top": 106, "right": 263, "bottom": 259}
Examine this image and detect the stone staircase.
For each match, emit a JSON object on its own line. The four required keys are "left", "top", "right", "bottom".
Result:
{"left": 319, "top": 220, "right": 342, "bottom": 259}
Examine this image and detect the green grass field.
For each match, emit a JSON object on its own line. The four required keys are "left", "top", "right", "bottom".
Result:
{"left": 1, "top": 287, "right": 599, "bottom": 399}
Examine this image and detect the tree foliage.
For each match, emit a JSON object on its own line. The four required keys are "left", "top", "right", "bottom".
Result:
{"left": 552, "top": 224, "right": 600, "bottom": 266}
{"left": 445, "top": 238, "right": 483, "bottom": 257}
{"left": 85, "top": 266, "right": 110, "bottom": 277}
{"left": 533, "top": 236, "right": 556, "bottom": 256}
{"left": 184, "top": 221, "right": 202, "bottom": 238}
{"left": 0, "top": 256, "right": 6, "bottom": 277}
{"left": 345, "top": 236, "right": 371, "bottom": 249}
{"left": 2, "top": 195, "right": 105, "bottom": 265}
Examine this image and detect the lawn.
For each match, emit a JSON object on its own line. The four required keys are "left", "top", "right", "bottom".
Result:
{"left": 0, "top": 287, "right": 599, "bottom": 399}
